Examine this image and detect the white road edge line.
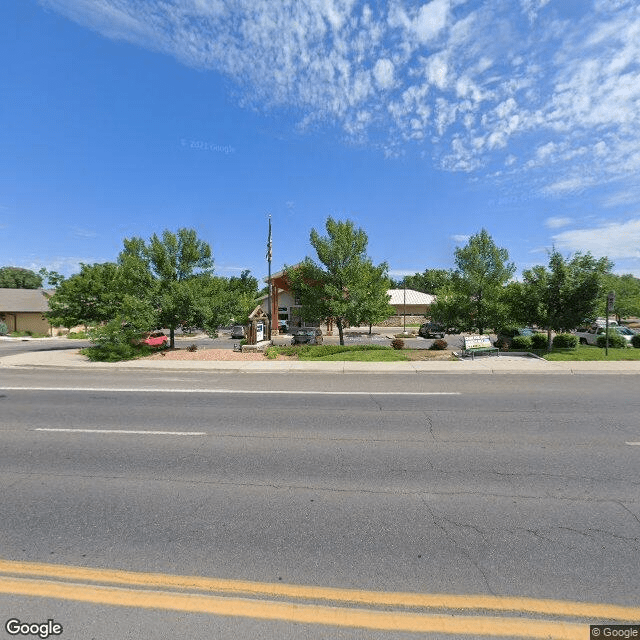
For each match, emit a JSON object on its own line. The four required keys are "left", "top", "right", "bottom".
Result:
{"left": 34, "top": 428, "right": 207, "bottom": 436}
{"left": 0, "top": 387, "right": 460, "bottom": 396}
{"left": 626, "top": 442, "right": 640, "bottom": 445}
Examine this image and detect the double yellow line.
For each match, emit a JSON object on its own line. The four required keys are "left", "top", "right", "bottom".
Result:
{"left": 1, "top": 559, "right": 638, "bottom": 638}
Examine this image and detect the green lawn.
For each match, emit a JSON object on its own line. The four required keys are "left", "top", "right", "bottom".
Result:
{"left": 266, "top": 344, "right": 410, "bottom": 361}
{"left": 542, "top": 345, "right": 640, "bottom": 361}
{"left": 308, "top": 349, "right": 410, "bottom": 362}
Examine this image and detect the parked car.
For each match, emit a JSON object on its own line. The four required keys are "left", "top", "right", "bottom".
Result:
{"left": 494, "top": 327, "right": 536, "bottom": 348}
{"left": 418, "top": 322, "right": 447, "bottom": 339}
{"left": 278, "top": 320, "right": 288, "bottom": 333}
{"left": 291, "top": 327, "right": 323, "bottom": 345}
{"left": 230, "top": 325, "right": 246, "bottom": 339}
{"left": 575, "top": 323, "right": 632, "bottom": 346}
{"left": 141, "top": 331, "right": 168, "bottom": 347}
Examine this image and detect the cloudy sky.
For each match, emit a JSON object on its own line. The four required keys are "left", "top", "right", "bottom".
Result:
{"left": 2, "top": 0, "right": 640, "bottom": 280}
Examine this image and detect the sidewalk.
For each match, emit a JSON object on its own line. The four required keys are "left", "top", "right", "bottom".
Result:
{"left": 2, "top": 347, "right": 640, "bottom": 374}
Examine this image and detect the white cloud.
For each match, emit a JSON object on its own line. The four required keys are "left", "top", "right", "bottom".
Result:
{"left": 373, "top": 58, "right": 394, "bottom": 89}
{"left": 11, "top": 256, "right": 108, "bottom": 278}
{"left": 39, "top": 1, "right": 640, "bottom": 201}
{"left": 544, "top": 217, "right": 573, "bottom": 229}
{"left": 552, "top": 219, "right": 640, "bottom": 260}
{"left": 451, "top": 234, "right": 470, "bottom": 243}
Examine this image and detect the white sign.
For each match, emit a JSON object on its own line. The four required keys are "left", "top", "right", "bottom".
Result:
{"left": 256, "top": 322, "right": 264, "bottom": 342}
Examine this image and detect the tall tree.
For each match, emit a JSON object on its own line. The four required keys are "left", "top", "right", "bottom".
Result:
{"left": 436, "top": 229, "right": 515, "bottom": 334}
{"left": 518, "top": 250, "right": 612, "bottom": 350}
{"left": 118, "top": 228, "right": 214, "bottom": 347}
{"left": 286, "top": 217, "right": 391, "bottom": 345}
{"left": 0, "top": 267, "right": 43, "bottom": 289}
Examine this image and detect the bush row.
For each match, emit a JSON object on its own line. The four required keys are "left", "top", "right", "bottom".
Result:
{"left": 509, "top": 333, "right": 578, "bottom": 351}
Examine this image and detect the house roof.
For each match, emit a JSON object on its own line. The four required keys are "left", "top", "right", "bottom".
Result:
{"left": 387, "top": 289, "right": 436, "bottom": 305}
{"left": 0, "top": 288, "right": 54, "bottom": 313}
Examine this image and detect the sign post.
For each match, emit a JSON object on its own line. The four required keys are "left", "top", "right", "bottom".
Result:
{"left": 605, "top": 291, "right": 615, "bottom": 355}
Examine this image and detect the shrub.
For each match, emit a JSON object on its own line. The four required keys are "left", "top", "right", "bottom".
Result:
{"left": 530, "top": 333, "right": 548, "bottom": 350}
{"left": 81, "top": 343, "right": 154, "bottom": 362}
{"left": 494, "top": 336, "right": 509, "bottom": 350}
{"left": 631, "top": 333, "right": 640, "bottom": 349}
{"left": 0, "top": 321, "right": 7, "bottom": 335}
{"left": 552, "top": 333, "right": 578, "bottom": 349}
{"left": 391, "top": 338, "right": 405, "bottom": 350}
{"left": 510, "top": 335, "right": 532, "bottom": 351}
{"left": 596, "top": 332, "right": 628, "bottom": 349}
{"left": 67, "top": 331, "right": 89, "bottom": 339}
{"left": 187, "top": 343, "right": 198, "bottom": 352}
{"left": 429, "top": 339, "right": 448, "bottom": 350}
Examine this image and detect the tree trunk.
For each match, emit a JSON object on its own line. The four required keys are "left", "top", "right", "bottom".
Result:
{"left": 547, "top": 327, "right": 552, "bottom": 352}
{"left": 368, "top": 323, "right": 372, "bottom": 335}
{"left": 337, "top": 319, "right": 344, "bottom": 346}
{"left": 170, "top": 326, "right": 175, "bottom": 349}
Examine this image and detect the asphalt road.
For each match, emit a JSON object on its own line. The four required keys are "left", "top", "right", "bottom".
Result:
{"left": 0, "top": 370, "right": 638, "bottom": 639}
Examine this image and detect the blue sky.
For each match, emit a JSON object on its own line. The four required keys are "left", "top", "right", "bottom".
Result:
{"left": 2, "top": 0, "right": 640, "bottom": 282}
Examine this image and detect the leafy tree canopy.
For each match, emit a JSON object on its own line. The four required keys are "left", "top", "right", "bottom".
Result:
{"left": 0, "top": 267, "right": 43, "bottom": 289}
{"left": 431, "top": 229, "right": 514, "bottom": 334}
{"left": 286, "top": 217, "right": 391, "bottom": 344}
{"left": 598, "top": 273, "right": 640, "bottom": 321}
{"left": 514, "top": 249, "right": 612, "bottom": 349}
{"left": 392, "top": 269, "right": 452, "bottom": 294}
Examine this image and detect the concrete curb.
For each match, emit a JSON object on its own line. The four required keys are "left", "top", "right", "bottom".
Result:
{"left": 2, "top": 348, "right": 640, "bottom": 374}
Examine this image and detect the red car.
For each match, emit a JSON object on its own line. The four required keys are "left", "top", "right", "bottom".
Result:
{"left": 142, "top": 331, "right": 168, "bottom": 347}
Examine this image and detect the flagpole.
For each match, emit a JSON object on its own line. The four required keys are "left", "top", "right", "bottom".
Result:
{"left": 267, "top": 215, "right": 272, "bottom": 340}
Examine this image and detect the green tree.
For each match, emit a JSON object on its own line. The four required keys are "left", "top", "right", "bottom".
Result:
{"left": 598, "top": 273, "right": 640, "bottom": 321}
{"left": 0, "top": 267, "right": 43, "bottom": 289}
{"left": 433, "top": 229, "right": 515, "bottom": 334}
{"left": 38, "top": 268, "right": 65, "bottom": 288}
{"left": 517, "top": 250, "right": 611, "bottom": 350}
{"left": 356, "top": 261, "right": 395, "bottom": 334}
{"left": 118, "top": 228, "right": 214, "bottom": 347}
{"left": 394, "top": 269, "right": 453, "bottom": 294}
{"left": 286, "top": 217, "right": 391, "bottom": 345}
{"left": 46, "top": 262, "right": 120, "bottom": 328}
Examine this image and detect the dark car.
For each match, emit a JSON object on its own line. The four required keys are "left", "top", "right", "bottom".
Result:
{"left": 230, "top": 325, "right": 246, "bottom": 339}
{"left": 418, "top": 322, "right": 447, "bottom": 339}
{"left": 291, "top": 327, "right": 323, "bottom": 345}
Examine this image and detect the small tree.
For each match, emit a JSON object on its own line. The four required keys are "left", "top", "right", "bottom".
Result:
{"left": 520, "top": 250, "right": 611, "bottom": 350}
{"left": 432, "top": 230, "right": 514, "bottom": 334}
{"left": 286, "top": 217, "right": 390, "bottom": 345}
{"left": 357, "top": 261, "right": 395, "bottom": 333}
{"left": 46, "top": 262, "right": 121, "bottom": 329}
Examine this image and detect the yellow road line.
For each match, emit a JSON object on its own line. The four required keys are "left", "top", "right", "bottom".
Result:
{"left": 0, "top": 558, "right": 638, "bottom": 622}
{"left": 0, "top": 576, "right": 587, "bottom": 639}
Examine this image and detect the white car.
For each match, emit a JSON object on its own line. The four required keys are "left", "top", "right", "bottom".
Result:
{"left": 575, "top": 324, "right": 632, "bottom": 346}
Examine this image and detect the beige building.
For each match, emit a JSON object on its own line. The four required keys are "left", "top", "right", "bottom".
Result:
{"left": 260, "top": 269, "right": 436, "bottom": 333}
{"left": 0, "top": 288, "right": 55, "bottom": 335}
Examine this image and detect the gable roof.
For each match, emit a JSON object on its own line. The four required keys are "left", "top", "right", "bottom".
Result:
{"left": 387, "top": 289, "right": 436, "bottom": 305}
{"left": 0, "top": 288, "right": 54, "bottom": 313}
